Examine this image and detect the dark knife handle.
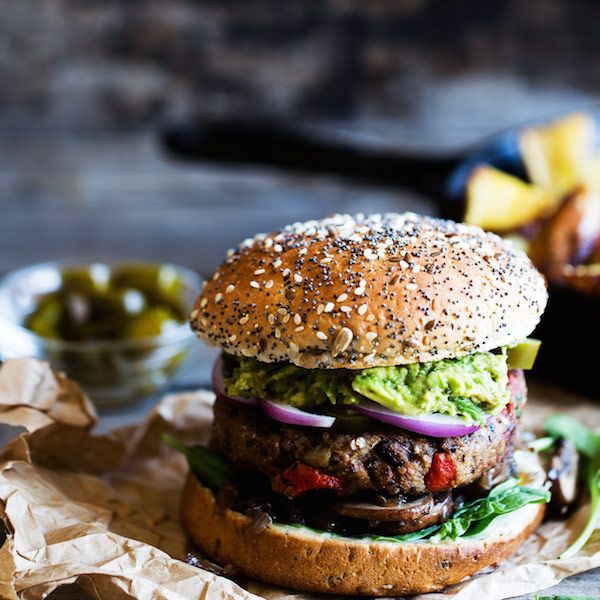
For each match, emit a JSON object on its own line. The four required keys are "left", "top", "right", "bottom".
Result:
{"left": 162, "top": 119, "right": 465, "bottom": 214}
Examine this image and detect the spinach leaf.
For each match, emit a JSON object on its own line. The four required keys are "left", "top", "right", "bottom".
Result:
{"left": 162, "top": 435, "right": 229, "bottom": 491}
{"left": 545, "top": 415, "right": 600, "bottom": 458}
{"left": 544, "top": 414, "right": 600, "bottom": 559}
{"left": 374, "top": 478, "right": 549, "bottom": 543}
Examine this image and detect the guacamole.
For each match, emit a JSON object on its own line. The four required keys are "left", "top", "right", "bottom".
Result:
{"left": 224, "top": 351, "right": 510, "bottom": 422}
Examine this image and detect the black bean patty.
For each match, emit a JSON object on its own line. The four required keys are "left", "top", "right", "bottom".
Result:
{"left": 212, "top": 397, "right": 519, "bottom": 497}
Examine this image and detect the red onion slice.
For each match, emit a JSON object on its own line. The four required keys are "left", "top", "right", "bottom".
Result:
{"left": 352, "top": 402, "right": 480, "bottom": 437}
{"left": 259, "top": 398, "right": 336, "bottom": 428}
{"left": 211, "top": 356, "right": 258, "bottom": 407}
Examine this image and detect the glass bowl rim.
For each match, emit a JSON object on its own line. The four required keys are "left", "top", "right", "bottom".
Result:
{"left": 0, "top": 259, "right": 202, "bottom": 352}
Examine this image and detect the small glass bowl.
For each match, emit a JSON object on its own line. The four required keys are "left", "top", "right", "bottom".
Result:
{"left": 0, "top": 260, "right": 202, "bottom": 407}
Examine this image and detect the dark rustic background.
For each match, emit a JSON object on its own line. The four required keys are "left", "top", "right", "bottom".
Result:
{"left": 3, "top": 2, "right": 600, "bottom": 597}
{"left": 2, "top": 0, "right": 600, "bottom": 277}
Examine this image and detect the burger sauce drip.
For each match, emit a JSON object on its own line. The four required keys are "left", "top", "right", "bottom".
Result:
{"left": 272, "top": 462, "right": 345, "bottom": 498}
{"left": 425, "top": 452, "right": 457, "bottom": 492}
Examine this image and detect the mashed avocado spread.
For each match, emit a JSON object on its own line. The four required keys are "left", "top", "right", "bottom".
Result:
{"left": 224, "top": 351, "right": 509, "bottom": 422}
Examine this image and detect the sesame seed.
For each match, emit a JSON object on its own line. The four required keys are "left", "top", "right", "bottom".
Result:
{"left": 228, "top": 334, "right": 237, "bottom": 342}
{"left": 273, "top": 259, "right": 282, "bottom": 268}
{"left": 254, "top": 268, "right": 266, "bottom": 275}
{"left": 316, "top": 331, "right": 328, "bottom": 341}
{"left": 274, "top": 244, "right": 283, "bottom": 252}
{"left": 400, "top": 260, "right": 409, "bottom": 269}
{"left": 200, "top": 298, "right": 208, "bottom": 308}
{"left": 294, "top": 314, "right": 302, "bottom": 325}
{"left": 406, "top": 283, "right": 418, "bottom": 291}
{"left": 225, "top": 284, "right": 235, "bottom": 294}
{"left": 340, "top": 305, "right": 352, "bottom": 314}
{"left": 293, "top": 273, "right": 303, "bottom": 284}
{"left": 274, "top": 328, "right": 281, "bottom": 339}
{"left": 239, "top": 315, "right": 249, "bottom": 325}
{"left": 354, "top": 286, "right": 365, "bottom": 296}
{"left": 324, "top": 302, "right": 334, "bottom": 313}
{"left": 358, "top": 304, "right": 368, "bottom": 315}
{"left": 250, "top": 281, "right": 260, "bottom": 288}
{"left": 265, "top": 280, "right": 274, "bottom": 288}
{"left": 366, "top": 314, "right": 376, "bottom": 322}
{"left": 190, "top": 309, "right": 199, "bottom": 319}
{"left": 317, "top": 304, "right": 325, "bottom": 315}
{"left": 283, "top": 268, "right": 291, "bottom": 277}
{"left": 337, "top": 293, "right": 348, "bottom": 302}
{"left": 214, "top": 293, "right": 223, "bottom": 303}
{"left": 289, "top": 341, "right": 300, "bottom": 353}
{"left": 295, "top": 325, "right": 305, "bottom": 332}
{"left": 268, "top": 314, "right": 275, "bottom": 325}
{"left": 366, "top": 331, "right": 378, "bottom": 342}
{"left": 277, "top": 307, "right": 288, "bottom": 316}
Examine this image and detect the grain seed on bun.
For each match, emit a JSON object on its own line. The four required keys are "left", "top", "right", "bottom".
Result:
{"left": 190, "top": 213, "right": 547, "bottom": 369}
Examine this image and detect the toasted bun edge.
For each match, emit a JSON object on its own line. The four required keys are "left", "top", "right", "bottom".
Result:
{"left": 181, "top": 475, "right": 545, "bottom": 596}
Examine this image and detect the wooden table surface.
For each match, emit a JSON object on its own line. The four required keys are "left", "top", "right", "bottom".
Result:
{"left": 2, "top": 130, "right": 600, "bottom": 599}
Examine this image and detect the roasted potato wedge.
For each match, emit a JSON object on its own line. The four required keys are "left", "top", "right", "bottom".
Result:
{"left": 465, "top": 165, "right": 552, "bottom": 232}
{"left": 519, "top": 112, "right": 596, "bottom": 196}
{"left": 562, "top": 263, "right": 600, "bottom": 295}
{"left": 529, "top": 186, "right": 600, "bottom": 283}
{"left": 585, "top": 155, "right": 600, "bottom": 194}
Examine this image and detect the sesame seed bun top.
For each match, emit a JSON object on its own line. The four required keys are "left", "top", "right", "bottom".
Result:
{"left": 190, "top": 213, "right": 548, "bottom": 369}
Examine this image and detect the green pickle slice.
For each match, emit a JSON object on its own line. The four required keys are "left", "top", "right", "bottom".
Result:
{"left": 24, "top": 264, "right": 187, "bottom": 343}
{"left": 507, "top": 338, "right": 541, "bottom": 370}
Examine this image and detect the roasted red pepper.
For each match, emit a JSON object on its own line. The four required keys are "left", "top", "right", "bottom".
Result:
{"left": 507, "top": 368, "right": 526, "bottom": 416}
{"left": 425, "top": 452, "right": 457, "bottom": 492}
{"left": 272, "top": 462, "right": 346, "bottom": 498}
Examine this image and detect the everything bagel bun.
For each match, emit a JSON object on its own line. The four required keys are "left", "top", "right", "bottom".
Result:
{"left": 190, "top": 213, "right": 547, "bottom": 369}
{"left": 181, "top": 471, "right": 545, "bottom": 596}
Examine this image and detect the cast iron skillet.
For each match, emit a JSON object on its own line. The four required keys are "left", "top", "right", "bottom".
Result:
{"left": 162, "top": 117, "right": 598, "bottom": 398}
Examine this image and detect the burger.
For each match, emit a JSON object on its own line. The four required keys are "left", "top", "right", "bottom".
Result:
{"left": 178, "top": 213, "right": 550, "bottom": 595}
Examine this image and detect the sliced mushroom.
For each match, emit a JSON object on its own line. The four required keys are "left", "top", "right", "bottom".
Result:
{"left": 474, "top": 459, "right": 513, "bottom": 493}
{"left": 330, "top": 492, "right": 453, "bottom": 534}
{"left": 548, "top": 438, "right": 580, "bottom": 516}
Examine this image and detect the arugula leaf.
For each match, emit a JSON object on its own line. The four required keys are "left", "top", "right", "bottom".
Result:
{"left": 162, "top": 435, "right": 229, "bottom": 491}
{"left": 374, "top": 478, "right": 549, "bottom": 543}
{"left": 544, "top": 415, "right": 600, "bottom": 559}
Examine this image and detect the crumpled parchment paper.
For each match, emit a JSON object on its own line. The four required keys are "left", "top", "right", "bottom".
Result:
{"left": 0, "top": 358, "right": 599, "bottom": 600}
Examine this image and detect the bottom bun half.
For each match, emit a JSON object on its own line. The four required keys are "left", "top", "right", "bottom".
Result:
{"left": 181, "top": 475, "right": 545, "bottom": 596}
